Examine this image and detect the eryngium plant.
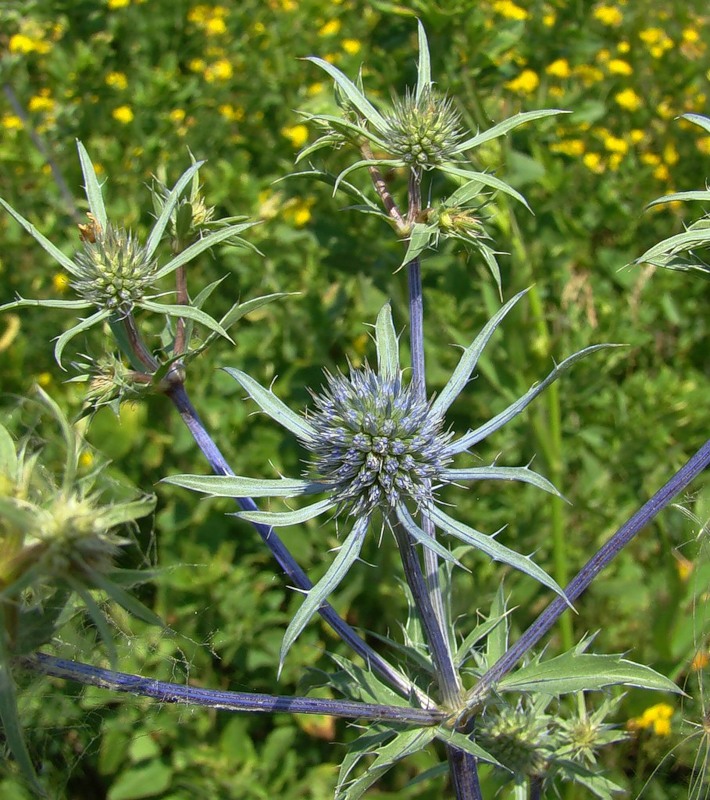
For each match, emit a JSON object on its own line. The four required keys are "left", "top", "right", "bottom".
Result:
{"left": 166, "top": 292, "right": 609, "bottom": 673}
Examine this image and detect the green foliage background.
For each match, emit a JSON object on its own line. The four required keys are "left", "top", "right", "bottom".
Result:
{"left": 1, "top": 0, "right": 709, "bottom": 797}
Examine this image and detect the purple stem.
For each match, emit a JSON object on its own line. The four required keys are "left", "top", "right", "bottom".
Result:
{"left": 165, "top": 382, "right": 433, "bottom": 707}
{"left": 468, "top": 437, "right": 710, "bottom": 706}
{"left": 22, "top": 653, "right": 444, "bottom": 725}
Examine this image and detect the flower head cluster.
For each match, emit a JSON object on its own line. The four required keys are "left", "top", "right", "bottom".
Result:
{"left": 168, "top": 294, "right": 606, "bottom": 664}
{"left": 72, "top": 222, "right": 157, "bottom": 313}
{"left": 382, "top": 87, "right": 464, "bottom": 168}
{"left": 306, "top": 365, "right": 453, "bottom": 517}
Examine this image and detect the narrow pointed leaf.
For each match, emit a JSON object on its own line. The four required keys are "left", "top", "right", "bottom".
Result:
{"left": 683, "top": 112, "right": 710, "bottom": 135}
{"left": 139, "top": 300, "right": 232, "bottom": 341}
{"left": 434, "top": 727, "right": 503, "bottom": 767}
{"left": 439, "top": 165, "right": 530, "bottom": 210}
{"left": 446, "top": 344, "right": 617, "bottom": 454}
{"left": 233, "top": 497, "right": 335, "bottom": 526}
{"left": 334, "top": 159, "right": 402, "bottom": 195}
{"left": 152, "top": 222, "right": 259, "bottom": 280}
{"left": 456, "top": 605, "right": 512, "bottom": 665}
{"left": 144, "top": 161, "right": 203, "bottom": 259}
{"left": 76, "top": 141, "right": 107, "bottom": 229}
{"left": 442, "top": 466, "right": 564, "bottom": 498}
{"left": 163, "top": 473, "right": 322, "bottom": 498}
{"left": 223, "top": 367, "right": 317, "bottom": 443}
{"left": 280, "top": 517, "right": 368, "bottom": 670}
{"left": 446, "top": 179, "right": 486, "bottom": 207}
{"left": 426, "top": 504, "right": 567, "bottom": 600}
{"left": 0, "top": 197, "right": 80, "bottom": 276}
{"left": 337, "top": 727, "right": 437, "bottom": 800}
{"left": 69, "top": 578, "right": 118, "bottom": 667}
{"left": 395, "top": 503, "right": 462, "bottom": 566}
{"left": 399, "top": 223, "right": 435, "bottom": 269}
{"left": 375, "top": 303, "right": 399, "bottom": 380}
{"left": 646, "top": 190, "right": 710, "bottom": 209}
{"left": 0, "top": 424, "right": 17, "bottom": 477}
{"left": 0, "top": 296, "right": 93, "bottom": 312}
{"left": 83, "top": 566, "right": 165, "bottom": 628}
{"left": 35, "top": 385, "right": 78, "bottom": 488}
{"left": 305, "top": 57, "right": 388, "bottom": 133}
{"left": 53, "top": 308, "right": 110, "bottom": 366}
{"left": 636, "top": 228, "right": 710, "bottom": 263}
{"left": 415, "top": 20, "right": 431, "bottom": 100}
{"left": 453, "top": 109, "right": 566, "bottom": 153}
{"left": 95, "top": 496, "right": 156, "bottom": 528}
{"left": 431, "top": 290, "right": 527, "bottom": 421}
{"left": 498, "top": 652, "right": 682, "bottom": 695}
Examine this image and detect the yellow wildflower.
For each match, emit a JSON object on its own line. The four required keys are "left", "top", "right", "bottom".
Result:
{"left": 629, "top": 129, "right": 644, "bottom": 144}
{"left": 9, "top": 33, "right": 51, "bottom": 55}
{"left": 656, "top": 99, "right": 674, "bottom": 119}
{"left": 627, "top": 704, "right": 674, "bottom": 737}
{"left": 697, "top": 137, "right": 710, "bottom": 156}
{"left": 640, "top": 152, "right": 661, "bottom": 166}
{"left": 617, "top": 40, "right": 630, "bottom": 53}
{"left": 108, "top": 0, "right": 131, "bottom": 8}
{"left": 53, "top": 273, "right": 70, "bottom": 293}
{"left": 188, "top": 58, "right": 206, "bottom": 72}
{"left": 112, "top": 105, "right": 134, "bottom": 124}
{"left": 601, "top": 134, "right": 628, "bottom": 155}
{"left": 79, "top": 451, "right": 95, "bottom": 468}
{"left": 663, "top": 142, "right": 679, "bottom": 165}
{"left": 692, "top": 650, "right": 709, "bottom": 670}
{"left": 551, "top": 139, "right": 585, "bottom": 156}
{"left": 105, "top": 71, "right": 128, "bottom": 90}
{"left": 653, "top": 164, "right": 670, "bottom": 181}
{"left": 593, "top": 5, "right": 623, "bottom": 26}
{"left": 639, "top": 27, "right": 663, "bottom": 45}
{"left": 253, "top": 22, "right": 266, "bottom": 34}
{"left": 37, "top": 372, "right": 53, "bottom": 387}
{"left": 282, "top": 123, "right": 309, "bottom": 149}
{"left": 287, "top": 198, "right": 314, "bottom": 227}
{"left": 307, "top": 82, "right": 324, "bottom": 96}
{"left": 281, "top": 0, "right": 297, "bottom": 10}
{"left": 205, "top": 17, "right": 227, "bottom": 35}
{"left": 204, "top": 58, "right": 233, "bottom": 82}
{"left": 573, "top": 65, "right": 604, "bottom": 85}
{"left": 218, "top": 104, "right": 244, "bottom": 122}
{"left": 505, "top": 69, "right": 539, "bottom": 94}
{"left": 596, "top": 48, "right": 610, "bottom": 63}
{"left": 342, "top": 38, "right": 361, "bottom": 55}
{"left": 2, "top": 114, "right": 23, "bottom": 130}
{"left": 546, "top": 58, "right": 571, "bottom": 78}
{"left": 542, "top": 12, "right": 556, "bottom": 26}
{"left": 607, "top": 58, "right": 632, "bottom": 75}
{"left": 28, "top": 94, "right": 55, "bottom": 113}
{"left": 492, "top": 0, "right": 528, "bottom": 21}
{"left": 582, "top": 152, "right": 604, "bottom": 173}
{"left": 615, "top": 88, "right": 641, "bottom": 111}
{"left": 682, "top": 27, "right": 700, "bottom": 43}
{"left": 319, "top": 20, "right": 341, "bottom": 37}
{"left": 169, "top": 108, "right": 186, "bottom": 123}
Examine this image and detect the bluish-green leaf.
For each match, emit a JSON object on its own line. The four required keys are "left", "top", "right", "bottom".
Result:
{"left": 139, "top": 300, "right": 232, "bottom": 342}
{"left": 453, "top": 109, "right": 567, "bottom": 153}
{"left": 233, "top": 497, "right": 335, "bottom": 526}
{"left": 54, "top": 308, "right": 111, "bottom": 367}
{"left": 439, "top": 165, "right": 531, "bottom": 210}
{"left": 76, "top": 140, "right": 108, "bottom": 229}
{"left": 683, "top": 112, "right": 710, "bottom": 135}
{"left": 415, "top": 20, "right": 431, "bottom": 101}
{"left": 431, "top": 289, "right": 527, "bottom": 422}
{"left": 163, "top": 473, "right": 322, "bottom": 498}
{"left": 223, "top": 367, "right": 317, "bottom": 443}
{"left": 280, "top": 517, "right": 368, "bottom": 672}
{"left": 434, "top": 727, "right": 503, "bottom": 767}
{"left": 442, "top": 465, "right": 565, "bottom": 499}
{"left": 375, "top": 303, "right": 399, "bottom": 381}
{"left": 394, "top": 503, "right": 462, "bottom": 566}
{"left": 144, "top": 161, "right": 203, "bottom": 260}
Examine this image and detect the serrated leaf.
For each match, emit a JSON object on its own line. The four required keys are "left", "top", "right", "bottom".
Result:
{"left": 76, "top": 141, "right": 107, "bottom": 229}
{"left": 375, "top": 303, "right": 399, "bottom": 380}
{"left": 636, "top": 227, "right": 710, "bottom": 263}
{"left": 456, "top": 592, "right": 511, "bottom": 666}
{"left": 486, "top": 585, "right": 509, "bottom": 665}
{"left": 305, "top": 57, "right": 388, "bottom": 133}
{"left": 434, "top": 727, "right": 503, "bottom": 767}
{"left": 139, "top": 300, "right": 232, "bottom": 342}
{"left": 442, "top": 466, "right": 564, "bottom": 499}
{"left": 95, "top": 495, "right": 156, "bottom": 528}
{"left": 415, "top": 20, "right": 431, "bottom": 101}
{"left": 498, "top": 651, "right": 682, "bottom": 695}
{"left": 395, "top": 503, "right": 462, "bottom": 566}
{"left": 425, "top": 504, "right": 567, "bottom": 600}
{"left": 328, "top": 653, "right": 417, "bottom": 708}
{"left": 0, "top": 197, "right": 80, "bottom": 276}
{"left": 453, "top": 109, "right": 567, "bottom": 153}
{"left": 152, "top": 222, "right": 259, "bottom": 281}
{"left": 446, "top": 344, "right": 618, "bottom": 454}
{"left": 280, "top": 517, "right": 368, "bottom": 672}
{"left": 223, "top": 367, "right": 317, "bottom": 443}
{"left": 145, "top": 161, "right": 203, "bottom": 259}
{"left": 431, "top": 289, "right": 527, "bottom": 421}
{"left": 163, "top": 473, "right": 322, "bottom": 498}
{"left": 54, "top": 308, "right": 111, "bottom": 367}
{"left": 233, "top": 497, "right": 335, "bottom": 526}
{"left": 399, "top": 223, "right": 436, "bottom": 269}
{"left": 0, "top": 296, "right": 92, "bottom": 312}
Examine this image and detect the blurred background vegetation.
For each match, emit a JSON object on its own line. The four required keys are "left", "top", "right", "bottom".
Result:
{"left": 1, "top": 0, "right": 709, "bottom": 797}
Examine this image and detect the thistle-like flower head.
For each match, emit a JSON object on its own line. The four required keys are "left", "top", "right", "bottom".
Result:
{"left": 306, "top": 365, "right": 454, "bottom": 517}
{"left": 382, "top": 87, "right": 464, "bottom": 168}
{"left": 72, "top": 223, "right": 157, "bottom": 313}
{"left": 167, "top": 293, "right": 608, "bottom": 665}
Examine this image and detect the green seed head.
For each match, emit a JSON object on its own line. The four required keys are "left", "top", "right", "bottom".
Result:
{"left": 72, "top": 223, "right": 157, "bottom": 312}
{"left": 383, "top": 87, "right": 464, "bottom": 168}
{"left": 477, "top": 706, "right": 551, "bottom": 778}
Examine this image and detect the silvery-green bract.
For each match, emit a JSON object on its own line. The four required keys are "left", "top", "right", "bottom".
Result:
{"left": 167, "top": 290, "right": 609, "bottom": 668}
